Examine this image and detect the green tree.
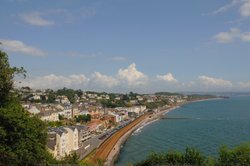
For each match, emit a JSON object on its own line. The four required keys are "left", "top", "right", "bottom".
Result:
{"left": 75, "top": 89, "right": 83, "bottom": 98}
{"left": 0, "top": 50, "right": 25, "bottom": 107}
{"left": 76, "top": 114, "right": 91, "bottom": 123}
{"left": 218, "top": 143, "right": 250, "bottom": 166}
{"left": 57, "top": 87, "right": 76, "bottom": 104}
{"left": 62, "top": 152, "right": 79, "bottom": 165}
{"left": 0, "top": 50, "right": 54, "bottom": 165}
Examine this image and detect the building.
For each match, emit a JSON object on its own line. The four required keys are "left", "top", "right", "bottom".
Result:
{"left": 47, "top": 127, "right": 69, "bottom": 159}
{"left": 27, "top": 105, "right": 40, "bottom": 115}
{"left": 64, "top": 126, "right": 79, "bottom": 151}
{"left": 38, "top": 110, "right": 60, "bottom": 121}
{"left": 75, "top": 125, "right": 91, "bottom": 147}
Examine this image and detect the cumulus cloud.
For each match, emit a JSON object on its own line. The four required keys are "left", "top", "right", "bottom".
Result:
{"left": 117, "top": 63, "right": 147, "bottom": 86}
{"left": 91, "top": 72, "right": 119, "bottom": 88}
{"left": 156, "top": 73, "right": 178, "bottom": 83}
{"left": 0, "top": 39, "right": 47, "bottom": 56}
{"left": 214, "top": 28, "right": 250, "bottom": 43}
{"left": 20, "top": 12, "right": 54, "bottom": 26}
{"left": 198, "top": 75, "right": 233, "bottom": 88}
{"left": 214, "top": 28, "right": 240, "bottom": 43}
{"left": 21, "top": 74, "right": 89, "bottom": 89}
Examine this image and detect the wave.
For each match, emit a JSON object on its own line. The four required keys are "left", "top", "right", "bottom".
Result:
{"left": 132, "top": 119, "right": 159, "bottom": 135}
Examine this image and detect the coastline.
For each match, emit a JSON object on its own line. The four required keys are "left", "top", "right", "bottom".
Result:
{"left": 106, "top": 106, "right": 179, "bottom": 166}
{"left": 106, "top": 98, "right": 223, "bottom": 166}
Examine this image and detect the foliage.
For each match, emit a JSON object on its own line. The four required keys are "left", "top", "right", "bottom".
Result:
{"left": 75, "top": 89, "right": 83, "bottom": 98}
{"left": 47, "top": 89, "right": 56, "bottom": 103}
{"left": 134, "top": 143, "right": 250, "bottom": 166}
{"left": 218, "top": 143, "right": 250, "bottom": 166}
{"left": 61, "top": 152, "right": 80, "bottom": 165}
{"left": 47, "top": 121, "right": 63, "bottom": 127}
{"left": 101, "top": 99, "right": 126, "bottom": 108}
{"left": 144, "top": 100, "right": 168, "bottom": 109}
{"left": 0, "top": 101, "right": 55, "bottom": 165}
{"left": 59, "top": 114, "right": 64, "bottom": 120}
{"left": 56, "top": 87, "right": 76, "bottom": 104}
{"left": 155, "top": 92, "right": 182, "bottom": 96}
{"left": 134, "top": 147, "right": 205, "bottom": 166}
{"left": 0, "top": 50, "right": 54, "bottom": 165}
{"left": 0, "top": 50, "right": 26, "bottom": 107}
{"left": 76, "top": 114, "right": 91, "bottom": 123}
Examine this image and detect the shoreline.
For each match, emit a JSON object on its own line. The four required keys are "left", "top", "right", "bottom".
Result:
{"left": 106, "top": 106, "right": 179, "bottom": 165}
{"left": 106, "top": 98, "right": 222, "bottom": 166}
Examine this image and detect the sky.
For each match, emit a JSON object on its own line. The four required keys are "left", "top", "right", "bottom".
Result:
{"left": 1, "top": 0, "right": 250, "bottom": 93}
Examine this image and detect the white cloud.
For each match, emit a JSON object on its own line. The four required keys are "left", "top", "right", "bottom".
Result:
{"left": 209, "top": 0, "right": 242, "bottom": 15}
{"left": 208, "top": 0, "right": 250, "bottom": 16}
{"left": 21, "top": 74, "right": 89, "bottom": 89}
{"left": 214, "top": 28, "right": 240, "bottom": 43}
{"left": 238, "top": 81, "right": 250, "bottom": 88}
{"left": 156, "top": 73, "right": 178, "bottom": 83}
{"left": 117, "top": 63, "right": 147, "bottom": 86}
{"left": 91, "top": 72, "right": 119, "bottom": 88}
{"left": 198, "top": 75, "right": 233, "bottom": 88}
{"left": 240, "top": 1, "right": 250, "bottom": 16}
{"left": 111, "top": 56, "right": 127, "bottom": 61}
{"left": 20, "top": 12, "right": 54, "bottom": 26}
{"left": 0, "top": 39, "right": 47, "bottom": 56}
{"left": 214, "top": 28, "right": 250, "bottom": 43}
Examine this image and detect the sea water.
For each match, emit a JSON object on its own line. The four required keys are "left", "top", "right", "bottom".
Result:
{"left": 115, "top": 96, "right": 250, "bottom": 165}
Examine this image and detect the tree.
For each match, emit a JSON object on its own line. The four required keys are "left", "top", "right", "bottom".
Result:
{"left": 0, "top": 50, "right": 25, "bottom": 107}
{"left": 76, "top": 114, "right": 91, "bottom": 123}
{"left": 0, "top": 50, "right": 54, "bottom": 165}
{"left": 62, "top": 152, "right": 79, "bottom": 165}
{"left": 56, "top": 87, "right": 76, "bottom": 104}
{"left": 218, "top": 143, "right": 250, "bottom": 165}
{"left": 135, "top": 144, "right": 250, "bottom": 166}
{"left": 75, "top": 89, "right": 83, "bottom": 98}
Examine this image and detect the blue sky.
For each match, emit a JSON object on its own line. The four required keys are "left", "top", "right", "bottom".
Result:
{"left": 1, "top": 0, "right": 250, "bottom": 93}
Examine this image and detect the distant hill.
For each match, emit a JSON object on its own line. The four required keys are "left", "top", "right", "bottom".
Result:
{"left": 154, "top": 92, "right": 183, "bottom": 96}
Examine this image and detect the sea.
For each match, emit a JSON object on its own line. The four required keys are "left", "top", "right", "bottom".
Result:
{"left": 115, "top": 95, "right": 250, "bottom": 166}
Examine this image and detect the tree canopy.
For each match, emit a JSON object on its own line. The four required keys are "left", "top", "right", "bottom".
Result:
{"left": 134, "top": 143, "right": 250, "bottom": 166}
{"left": 0, "top": 50, "right": 54, "bottom": 165}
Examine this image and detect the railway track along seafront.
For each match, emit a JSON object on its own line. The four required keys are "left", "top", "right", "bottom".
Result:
{"left": 91, "top": 114, "right": 147, "bottom": 164}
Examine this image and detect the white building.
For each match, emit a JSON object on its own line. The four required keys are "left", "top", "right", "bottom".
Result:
{"left": 64, "top": 126, "right": 79, "bottom": 151}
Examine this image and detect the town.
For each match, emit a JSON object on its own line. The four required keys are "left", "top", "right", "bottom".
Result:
{"left": 18, "top": 87, "right": 216, "bottom": 160}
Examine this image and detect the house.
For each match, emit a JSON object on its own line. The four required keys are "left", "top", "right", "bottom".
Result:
{"left": 75, "top": 125, "right": 91, "bottom": 147}
{"left": 58, "top": 105, "right": 72, "bottom": 119}
{"left": 72, "top": 104, "right": 81, "bottom": 117}
{"left": 108, "top": 111, "right": 122, "bottom": 123}
{"left": 87, "top": 120, "right": 104, "bottom": 133}
{"left": 38, "top": 110, "right": 60, "bottom": 121}
{"left": 29, "top": 94, "right": 41, "bottom": 101}
{"left": 47, "top": 126, "right": 84, "bottom": 159}
{"left": 64, "top": 126, "right": 79, "bottom": 151}
{"left": 47, "top": 127, "right": 69, "bottom": 159}
{"left": 27, "top": 105, "right": 40, "bottom": 115}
